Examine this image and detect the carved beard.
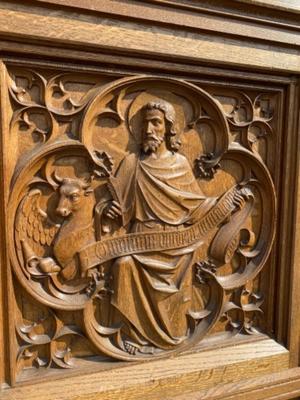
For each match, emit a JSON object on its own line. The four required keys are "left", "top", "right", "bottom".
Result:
{"left": 142, "top": 135, "right": 164, "bottom": 154}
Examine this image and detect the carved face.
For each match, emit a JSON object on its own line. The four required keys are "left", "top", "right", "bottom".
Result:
{"left": 56, "top": 179, "right": 90, "bottom": 217}
{"left": 142, "top": 108, "right": 166, "bottom": 153}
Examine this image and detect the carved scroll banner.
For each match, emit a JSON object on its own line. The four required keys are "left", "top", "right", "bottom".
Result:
{"left": 7, "top": 71, "right": 276, "bottom": 368}
{"left": 79, "top": 185, "right": 250, "bottom": 272}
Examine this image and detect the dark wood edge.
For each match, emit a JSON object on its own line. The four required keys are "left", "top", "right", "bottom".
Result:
{"left": 286, "top": 81, "right": 300, "bottom": 367}
{"left": 0, "top": 61, "right": 6, "bottom": 387}
{"left": 275, "top": 81, "right": 300, "bottom": 366}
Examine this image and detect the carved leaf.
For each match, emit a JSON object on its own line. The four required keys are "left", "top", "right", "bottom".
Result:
{"left": 45, "top": 74, "right": 109, "bottom": 116}
{"left": 8, "top": 69, "right": 46, "bottom": 107}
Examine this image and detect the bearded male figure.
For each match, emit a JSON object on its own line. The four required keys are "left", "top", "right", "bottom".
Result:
{"left": 101, "top": 99, "right": 218, "bottom": 355}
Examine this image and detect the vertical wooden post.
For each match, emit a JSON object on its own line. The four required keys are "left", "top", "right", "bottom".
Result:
{"left": 286, "top": 81, "right": 300, "bottom": 367}
{"left": 0, "top": 62, "right": 16, "bottom": 387}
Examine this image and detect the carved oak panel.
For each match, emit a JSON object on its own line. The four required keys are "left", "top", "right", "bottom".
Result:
{"left": 5, "top": 66, "right": 278, "bottom": 378}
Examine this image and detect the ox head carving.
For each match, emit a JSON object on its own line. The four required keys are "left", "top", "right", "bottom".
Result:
{"left": 54, "top": 172, "right": 94, "bottom": 218}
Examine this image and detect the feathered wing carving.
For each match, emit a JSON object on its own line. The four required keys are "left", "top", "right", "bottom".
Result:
{"left": 16, "top": 189, "right": 60, "bottom": 275}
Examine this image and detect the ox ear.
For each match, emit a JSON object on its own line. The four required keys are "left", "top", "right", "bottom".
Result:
{"left": 84, "top": 187, "right": 94, "bottom": 196}
{"left": 81, "top": 175, "right": 93, "bottom": 195}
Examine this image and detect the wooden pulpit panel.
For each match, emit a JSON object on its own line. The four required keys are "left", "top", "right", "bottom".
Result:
{"left": 0, "top": 1, "right": 299, "bottom": 399}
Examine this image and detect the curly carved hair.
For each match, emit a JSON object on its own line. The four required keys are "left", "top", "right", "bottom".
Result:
{"left": 143, "top": 99, "right": 181, "bottom": 152}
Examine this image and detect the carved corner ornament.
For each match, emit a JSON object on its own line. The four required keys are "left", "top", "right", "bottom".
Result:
{"left": 8, "top": 74, "right": 276, "bottom": 363}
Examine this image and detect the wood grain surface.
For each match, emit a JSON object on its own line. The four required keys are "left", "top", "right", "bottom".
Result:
{"left": 0, "top": 338, "right": 289, "bottom": 400}
{"left": 0, "top": 3, "right": 298, "bottom": 73}
{"left": 169, "top": 367, "right": 300, "bottom": 400}
{"left": 0, "top": 1, "right": 299, "bottom": 399}
{"left": 27, "top": 0, "right": 300, "bottom": 47}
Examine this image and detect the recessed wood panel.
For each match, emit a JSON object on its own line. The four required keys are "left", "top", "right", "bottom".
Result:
{"left": 0, "top": 63, "right": 284, "bottom": 385}
{"left": 0, "top": 1, "right": 299, "bottom": 399}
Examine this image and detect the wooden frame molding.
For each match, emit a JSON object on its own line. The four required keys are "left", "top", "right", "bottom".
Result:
{"left": 0, "top": 1, "right": 299, "bottom": 399}
{"left": 171, "top": 367, "right": 300, "bottom": 400}
{"left": 0, "top": 338, "right": 290, "bottom": 400}
{"left": 0, "top": 2, "right": 298, "bottom": 73}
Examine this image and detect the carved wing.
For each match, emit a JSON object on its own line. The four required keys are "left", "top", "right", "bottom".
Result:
{"left": 16, "top": 189, "right": 60, "bottom": 258}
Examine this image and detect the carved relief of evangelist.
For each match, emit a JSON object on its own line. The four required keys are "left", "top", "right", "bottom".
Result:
{"left": 94, "top": 99, "right": 246, "bottom": 355}
{"left": 12, "top": 75, "right": 267, "bottom": 362}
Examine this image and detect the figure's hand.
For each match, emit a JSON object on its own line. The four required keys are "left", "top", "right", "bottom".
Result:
{"left": 32, "top": 257, "right": 61, "bottom": 274}
{"left": 233, "top": 187, "right": 253, "bottom": 210}
{"left": 103, "top": 200, "right": 122, "bottom": 220}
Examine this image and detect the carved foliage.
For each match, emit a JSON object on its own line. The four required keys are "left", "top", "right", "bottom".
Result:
{"left": 221, "top": 286, "right": 264, "bottom": 335}
{"left": 208, "top": 88, "right": 278, "bottom": 173}
{"left": 7, "top": 69, "right": 114, "bottom": 183}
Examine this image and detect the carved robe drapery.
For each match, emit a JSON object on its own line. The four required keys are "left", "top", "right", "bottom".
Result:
{"left": 105, "top": 151, "right": 216, "bottom": 350}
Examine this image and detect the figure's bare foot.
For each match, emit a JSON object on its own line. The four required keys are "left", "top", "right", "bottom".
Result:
{"left": 123, "top": 340, "right": 156, "bottom": 355}
{"left": 124, "top": 340, "right": 140, "bottom": 355}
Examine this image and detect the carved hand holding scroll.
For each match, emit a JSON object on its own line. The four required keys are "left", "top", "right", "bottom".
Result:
{"left": 8, "top": 72, "right": 276, "bottom": 366}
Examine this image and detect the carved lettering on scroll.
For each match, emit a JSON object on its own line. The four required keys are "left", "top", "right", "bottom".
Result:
{"left": 7, "top": 71, "right": 276, "bottom": 370}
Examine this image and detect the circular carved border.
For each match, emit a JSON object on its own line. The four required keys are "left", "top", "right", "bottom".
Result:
{"left": 9, "top": 141, "right": 95, "bottom": 310}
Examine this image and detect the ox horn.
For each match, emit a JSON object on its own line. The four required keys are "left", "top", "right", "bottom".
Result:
{"left": 53, "top": 170, "right": 63, "bottom": 184}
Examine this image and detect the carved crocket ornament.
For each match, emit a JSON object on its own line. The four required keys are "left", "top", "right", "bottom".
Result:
{"left": 9, "top": 76, "right": 276, "bottom": 361}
